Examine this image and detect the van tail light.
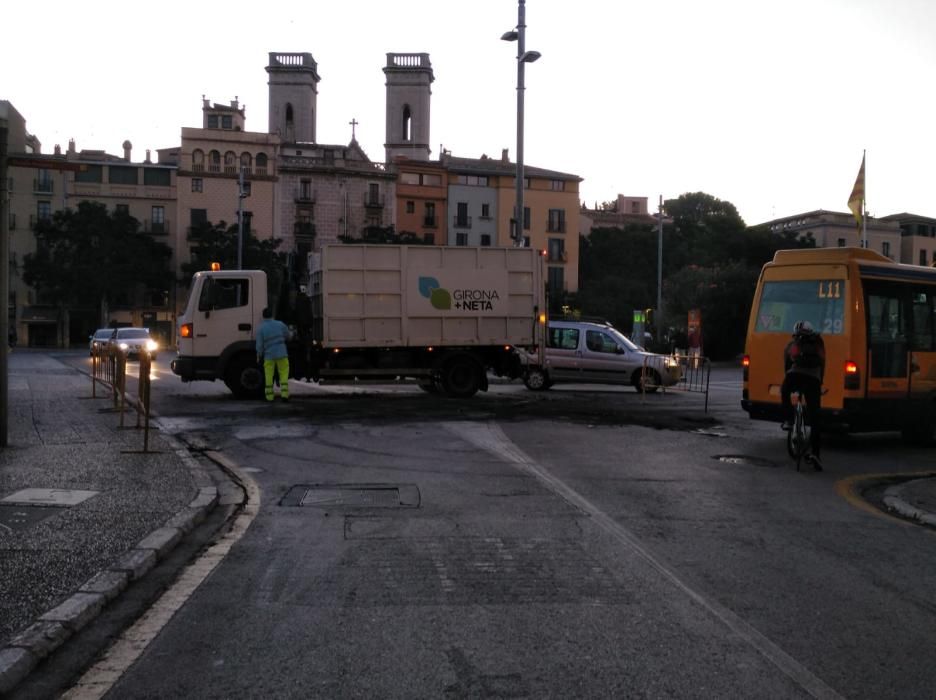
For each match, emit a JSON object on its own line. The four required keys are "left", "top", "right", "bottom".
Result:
{"left": 179, "top": 323, "right": 193, "bottom": 339}
{"left": 741, "top": 354, "right": 749, "bottom": 381}
{"left": 844, "top": 360, "right": 860, "bottom": 390}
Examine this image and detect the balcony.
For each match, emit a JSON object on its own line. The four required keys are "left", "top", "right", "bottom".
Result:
{"left": 547, "top": 220, "right": 567, "bottom": 233}
{"left": 547, "top": 250, "right": 568, "bottom": 263}
{"left": 423, "top": 216, "right": 437, "bottom": 228}
{"left": 145, "top": 220, "right": 169, "bottom": 235}
{"left": 364, "top": 193, "right": 385, "bottom": 208}
{"left": 296, "top": 188, "right": 315, "bottom": 203}
{"left": 452, "top": 215, "right": 472, "bottom": 229}
{"left": 294, "top": 221, "right": 317, "bottom": 239}
{"left": 33, "top": 178, "right": 54, "bottom": 194}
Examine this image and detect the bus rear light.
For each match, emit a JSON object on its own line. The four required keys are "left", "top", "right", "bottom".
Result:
{"left": 179, "top": 323, "right": 193, "bottom": 338}
{"left": 741, "top": 355, "right": 750, "bottom": 368}
{"left": 844, "top": 360, "right": 861, "bottom": 390}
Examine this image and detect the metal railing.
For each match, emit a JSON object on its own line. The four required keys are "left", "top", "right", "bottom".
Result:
{"left": 90, "top": 344, "right": 158, "bottom": 452}
{"left": 453, "top": 215, "right": 472, "bottom": 229}
{"left": 641, "top": 352, "right": 711, "bottom": 412}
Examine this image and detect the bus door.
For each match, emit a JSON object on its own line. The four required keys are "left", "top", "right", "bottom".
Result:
{"left": 864, "top": 283, "right": 910, "bottom": 399}
{"left": 909, "top": 287, "right": 936, "bottom": 397}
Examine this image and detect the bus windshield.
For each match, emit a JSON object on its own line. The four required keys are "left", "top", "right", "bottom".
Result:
{"left": 754, "top": 280, "right": 846, "bottom": 335}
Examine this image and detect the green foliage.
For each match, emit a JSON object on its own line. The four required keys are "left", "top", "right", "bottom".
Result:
{"left": 22, "top": 201, "right": 173, "bottom": 310}
{"left": 577, "top": 192, "right": 816, "bottom": 359}
{"left": 181, "top": 220, "right": 286, "bottom": 286}
{"left": 339, "top": 225, "right": 429, "bottom": 245}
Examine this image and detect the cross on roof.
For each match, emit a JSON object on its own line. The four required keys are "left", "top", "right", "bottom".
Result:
{"left": 349, "top": 118, "right": 359, "bottom": 141}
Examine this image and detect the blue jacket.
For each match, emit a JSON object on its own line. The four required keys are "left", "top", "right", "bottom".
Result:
{"left": 256, "top": 318, "right": 291, "bottom": 360}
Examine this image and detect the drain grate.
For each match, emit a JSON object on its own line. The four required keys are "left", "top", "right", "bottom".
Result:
{"left": 280, "top": 483, "right": 420, "bottom": 508}
{"left": 0, "top": 505, "right": 67, "bottom": 532}
{"left": 713, "top": 454, "right": 779, "bottom": 468}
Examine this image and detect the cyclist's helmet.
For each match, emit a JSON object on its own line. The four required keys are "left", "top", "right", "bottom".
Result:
{"left": 793, "top": 320, "right": 816, "bottom": 336}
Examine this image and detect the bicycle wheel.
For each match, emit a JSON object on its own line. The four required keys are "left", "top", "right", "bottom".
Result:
{"left": 788, "top": 403, "right": 808, "bottom": 471}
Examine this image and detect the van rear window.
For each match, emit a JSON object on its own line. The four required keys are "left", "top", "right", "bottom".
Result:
{"left": 754, "top": 280, "right": 845, "bottom": 335}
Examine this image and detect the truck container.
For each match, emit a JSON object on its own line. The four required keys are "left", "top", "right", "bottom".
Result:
{"left": 171, "top": 244, "right": 546, "bottom": 399}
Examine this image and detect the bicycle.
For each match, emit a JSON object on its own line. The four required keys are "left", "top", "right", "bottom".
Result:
{"left": 786, "top": 391, "right": 811, "bottom": 471}
{"left": 785, "top": 388, "right": 827, "bottom": 471}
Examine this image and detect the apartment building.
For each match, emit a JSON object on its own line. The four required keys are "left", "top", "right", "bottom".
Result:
{"left": 394, "top": 158, "right": 448, "bottom": 244}
{"left": 879, "top": 213, "right": 936, "bottom": 267}
{"left": 3, "top": 101, "right": 177, "bottom": 346}
{"left": 760, "top": 210, "right": 902, "bottom": 260}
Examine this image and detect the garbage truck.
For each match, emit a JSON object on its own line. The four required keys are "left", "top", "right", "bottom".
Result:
{"left": 170, "top": 244, "right": 546, "bottom": 399}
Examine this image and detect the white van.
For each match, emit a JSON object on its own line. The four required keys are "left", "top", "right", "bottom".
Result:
{"left": 523, "top": 320, "right": 682, "bottom": 392}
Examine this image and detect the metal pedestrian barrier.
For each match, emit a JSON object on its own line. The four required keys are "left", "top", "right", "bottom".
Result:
{"left": 90, "top": 344, "right": 157, "bottom": 453}
{"left": 641, "top": 353, "right": 711, "bottom": 412}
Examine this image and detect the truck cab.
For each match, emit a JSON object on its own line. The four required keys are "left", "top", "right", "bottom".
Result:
{"left": 171, "top": 269, "right": 268, "bottom": 397}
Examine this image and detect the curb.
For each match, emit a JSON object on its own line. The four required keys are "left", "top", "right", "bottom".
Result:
{"left": 0, "top": 427, "right": 221, "bottom": 695}
{"left": 882, "top": 478, "right": 936, "bottom": 527}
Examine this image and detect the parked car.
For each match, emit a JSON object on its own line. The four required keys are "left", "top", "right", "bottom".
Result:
{"left": 107, "top": 327, "right": 159, "bottom": 360}
{"left": 523, "top": 320, "right": 682, "bottom": 392}
{"left": 89, "top": 328, "right": 115, "bottom": 355}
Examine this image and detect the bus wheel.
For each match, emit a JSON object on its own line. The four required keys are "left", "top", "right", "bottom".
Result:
{"left": 441, "top": 354, "right": 483, "bottom": 398}
{"left": 225, "top": 355, "right": 264, "bottom": 400}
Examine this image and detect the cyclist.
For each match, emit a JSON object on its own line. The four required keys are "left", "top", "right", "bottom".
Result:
{"left": 781, "top": 320, "right": 826, "bottom": 470}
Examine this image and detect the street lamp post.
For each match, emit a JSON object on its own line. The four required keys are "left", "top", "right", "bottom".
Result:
{"left": 502, "top": 0, "right": 540, "bottom": 248}
{"left": 237, "top": 169, "right": 248, "bottom": 269}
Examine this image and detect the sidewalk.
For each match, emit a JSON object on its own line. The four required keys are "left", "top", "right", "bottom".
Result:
{"left": 0, "top": 350, "right": 223, "bottom": 693}
{"left": 884, "top": 475, "right": 936, "bottom": 527}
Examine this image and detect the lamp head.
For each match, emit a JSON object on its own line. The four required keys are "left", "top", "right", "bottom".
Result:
{"left": 520, "top": 50, "right": 541, "bottom": 63}
{"left": 501, "top": 30, "right": 519, "bottom": 41}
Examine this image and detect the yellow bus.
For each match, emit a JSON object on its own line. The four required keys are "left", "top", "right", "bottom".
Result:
{"left": 742, "top": 247, "right": 936, "bottom": 441}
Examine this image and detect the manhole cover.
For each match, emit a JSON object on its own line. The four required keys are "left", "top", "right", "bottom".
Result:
{"left": 0, "top": 505, "right": 67, "bottom": 532}
{"left": 1, "top": 488, "right": 99, "bottom": 506}
{"left": 280, "top": 483, "right": 420, "bottom": 508}
{"left": 713, "top": 455, "right": 778, "bottom": 468}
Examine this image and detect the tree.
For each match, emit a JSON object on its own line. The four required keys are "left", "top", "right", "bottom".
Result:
{"left": 339, "top": 224, "right": 429, "bottom": 245}
{"left": 181, "top": 220, "right": 286, "bottom": 282}
{"left": 23, "top": 201, "right": 173, "bottom": 321}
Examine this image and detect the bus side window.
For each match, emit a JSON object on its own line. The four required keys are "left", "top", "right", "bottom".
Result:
{"left": 911, "top": 289, "right": 935, "bottom": 351}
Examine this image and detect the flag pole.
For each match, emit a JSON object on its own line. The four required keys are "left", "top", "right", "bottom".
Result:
{"left": 861, "top": 149, "right": 867, "bottom": 249}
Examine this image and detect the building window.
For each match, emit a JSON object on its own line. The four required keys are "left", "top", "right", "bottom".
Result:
{"left": 75, "top": 164, "right": 103, "bottom": 183}
{"left": 224, "top": 151, "right": 237, "bottom": 174}
{"left": 144, "top": 168, "right": 170, "bottom": 186}
{"left": 207, "top": 114, "right": 219, "bottom": 128}
{"left": 837, "top": 238, "right": 846, "bottom": 247}
{"left": 255, "top": 152, "right": 268, "bottom": 175}
{"left": 480, "top": 234, "right": 491, "bottom": 247}
{"left": 882, "top": 241, "right": 891, "bottom": 258}
{"left": 550, "top": 179, "right": 565, "bottom": 191}
{"left": 240, "top": 152, "right": 252, "bottom": 175}
{"left": 548, "top": 238, "right": 565, "bottom": 262}
{"left": 115, "top": 204, "right": 130, "bottom": 217}
{"left": 37, "top": 201, "right": 52, "bottom": 221}
{"left": 523, "top": 207, "right": 530, "bottom": 230}
{"left": 192, "top": 149, "right": 205, "bottom": 172}
{"left": 920, "top": 249, "right": 928, "bottom": 266}
{"left": 406, "top": 201, "right": 415, "bottom": 214}
{"left": 455, "top": 202, "right": 470, "bottom": 228}
{"left": 222, "top": 115, "right": 233, "bottom": 130}
{"left": 299, "top": 180, "right": 313, "bottom": 201}
{"left": 151, "top": 206, "right": 165, "bottom": 234}
{"left": 455, "top": 175, "right": 488, "bottom": 186}
{"left": 190, "top": 209, "right": 208, "bottom": 228}
{"left": 424, "top": 202, "right": 436, "bottom": 227}
{"left": 547, "top": 266, "right": 565, "bottom": 294}
{"left": 367, "top": 183, "right": 381, "bottom": 206}
{"left": 208, "top": 150, "right": 221, "bottom": 173}
{"left": 423, "top": 232, "right": 435, "bottom": 245}
{"left": 192, "top": 178, "right": 203, "bottom": 193}
{"left": 456, "top": 233, "right": 468, "bottom": 246}
{"left": 523, "top": 236, "right": 531, "bottom": 248}
{"left": 548, "top": 208, "right": 566, "bottom": 233}
{"left": 402, "top": 105, "right": 412, "bottom": 141}
{"left": 35, "top": 168, "right": 53, "bottom": 193}
{"left": 481, "top": 203, "right": 491, "bottom": 219}
{"left": 109, "top": 165, "right": 138, "bottom": 185}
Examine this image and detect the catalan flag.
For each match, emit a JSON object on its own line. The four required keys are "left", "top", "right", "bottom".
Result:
{"left": 847, "top": 152, "right": 865, "bottom": 232}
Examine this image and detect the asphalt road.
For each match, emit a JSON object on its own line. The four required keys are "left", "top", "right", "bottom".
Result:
{"left": 48, "top": 357, "right": 936, "bottom": 697}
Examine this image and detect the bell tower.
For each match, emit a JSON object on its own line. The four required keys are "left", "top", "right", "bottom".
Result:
{"left": 384, "top": 53, "right": 433, "bottom": 162}
{"left": 266, "top": 52, "right": 320, "bottom": 143}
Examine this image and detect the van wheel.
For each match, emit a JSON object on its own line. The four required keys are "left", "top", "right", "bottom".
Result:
{"left": 633, "top": 369, "right": 661, "bottom": 394}
{"left": 523, "top": 367, "right": 552, "bottom": 391}
{"left": 224, "top": 355, "right": 264, "bottom": 399}
{"left": 440, "top": 354, "right": 483, "bottom": 398}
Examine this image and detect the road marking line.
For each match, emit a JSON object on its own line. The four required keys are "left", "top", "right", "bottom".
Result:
{"left": 835, "top": 472, "right": 936, "bottom": 530}
{"left": 446, "top": 421, "right": 844, "bottom": 700}
{"left": 60, "top": 452, "right": 260, "bottom": 700}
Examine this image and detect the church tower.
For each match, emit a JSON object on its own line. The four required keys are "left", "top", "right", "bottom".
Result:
{"left": 266, "top": 52, "right": 320, "bottom": 143}
{"left": 384, "top": 53, "right": 434, "bottom": 162}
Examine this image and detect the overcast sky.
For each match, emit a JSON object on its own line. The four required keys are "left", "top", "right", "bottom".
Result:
{"left": 4, "top": 0, "right": 934, "bottom": 226}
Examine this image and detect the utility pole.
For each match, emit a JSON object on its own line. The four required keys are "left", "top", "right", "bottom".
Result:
{"left": 657, "top": 194, "right": 663, "bottom": 344}
{"left": 237, "top": 169, "right": 246, "bottom": 269}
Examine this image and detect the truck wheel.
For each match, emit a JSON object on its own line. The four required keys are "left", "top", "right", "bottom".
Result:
{"left": 224, "top": 355, "right": 264, "bottom": 399}
{"left": 523, "top": 367, "right": 552, "bottom": 391}
{"left": 441, "top": 355, "right": 483, "bottom": 398}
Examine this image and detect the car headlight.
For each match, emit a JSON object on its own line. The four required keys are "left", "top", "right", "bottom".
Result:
{"left": 664, "top": 356, "right": 679, "bottom": 368}
{"left": 146, "top": 339, "right": 158, "bottom": 352}
{"left": 119, "top": 342, "right": 129, "bottom": 351}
